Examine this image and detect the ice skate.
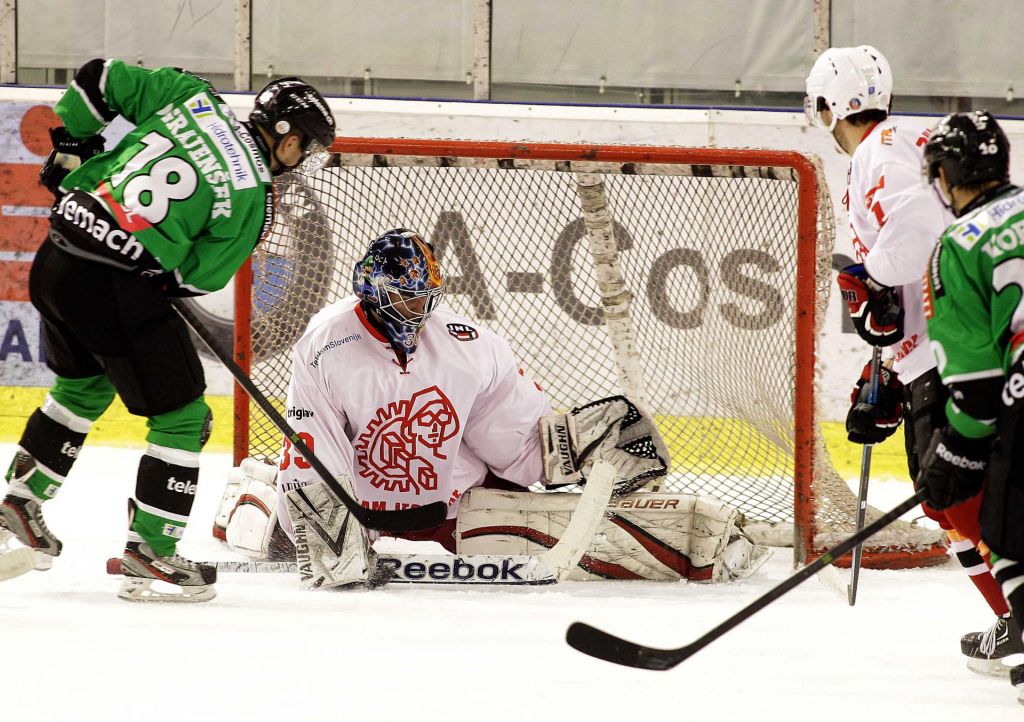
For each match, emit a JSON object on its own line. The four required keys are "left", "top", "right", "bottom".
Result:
{"left": 1010, "top": 664, "right": 1024, "bottom": 705}
{"left": 0, "top": 456, "right": 63, "bottom": 579}
{"left": 961, "top": 615, "right": 1024, "bottom": 677}
{"left": 118, "top": 539, "right": 217, "bottom": 603}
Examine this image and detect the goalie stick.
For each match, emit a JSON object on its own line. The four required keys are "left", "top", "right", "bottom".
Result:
{"left": 106, "top": 460, "right": 617, "bottom": 586}
{"left": 565, "top": 489, "right": 925, "bottom": 670}
{"left": 106, "top": 554, "right": 556, "bottom": 585}
{"left": 172, "top": 299, "right": 445, "bottom": 534}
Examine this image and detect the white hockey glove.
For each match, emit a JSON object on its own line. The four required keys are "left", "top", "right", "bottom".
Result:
{"left": 213, "top": 457, "right": 278, "bottom": 558}
{"left": 284, "top": 480, "right": 386, "bottom": 590}
{"left": 540, "top": 395, "right": 669, "bottom": 495}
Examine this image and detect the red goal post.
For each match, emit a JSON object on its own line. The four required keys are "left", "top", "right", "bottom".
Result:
{"left": 233, "top": 137, "right": 947, "bottom": 568}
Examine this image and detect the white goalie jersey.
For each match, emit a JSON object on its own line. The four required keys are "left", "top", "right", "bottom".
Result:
{"left": 274, "top": 296, "right": 553, "bottom": 540}
{"left": 847, "top": 115, "right": 954, "bottom": 383}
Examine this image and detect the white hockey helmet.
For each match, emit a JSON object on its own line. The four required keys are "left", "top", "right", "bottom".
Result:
{"left": 804, "top": 45, "right": 893, "bottom": 131}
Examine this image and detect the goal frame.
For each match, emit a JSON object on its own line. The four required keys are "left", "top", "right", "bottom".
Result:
{"left": 230, "top": 136, "right": 938, "bottom": 568}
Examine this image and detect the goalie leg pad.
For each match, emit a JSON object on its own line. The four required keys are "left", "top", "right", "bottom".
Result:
{"left": 456, "top": 488, "right": 770, "bottom": 582}
{"left": 223, "top": 458, "right": 279, "bottom": 558}
{"left": 540, "top": 395, "right": 670, "bottom": 495}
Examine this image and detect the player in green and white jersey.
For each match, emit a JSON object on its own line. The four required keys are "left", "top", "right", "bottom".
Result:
{"left": 0, "top": 59, "right": 335, "bottom": 601}
{"left": 919, "top": 110, "right": 1024, "bottom": 696}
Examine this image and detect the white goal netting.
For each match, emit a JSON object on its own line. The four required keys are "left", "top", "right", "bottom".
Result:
{"left": 236, "top": 139, "right": 944, "bottom": 566}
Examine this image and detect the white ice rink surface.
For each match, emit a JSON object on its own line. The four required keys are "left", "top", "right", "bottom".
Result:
{"left": 2, "top": 442, "right": 1022, "bottom": 721}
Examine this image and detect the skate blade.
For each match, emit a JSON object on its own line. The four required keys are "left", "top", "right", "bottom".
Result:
{"left": 117, "top": 576, "right": 216, "bottom": 603}
{"left": 0, "top": 547, "right": 37, "bottom": 581}
{"left": 966, "top": 656, "right": 1017, "bottom": 678}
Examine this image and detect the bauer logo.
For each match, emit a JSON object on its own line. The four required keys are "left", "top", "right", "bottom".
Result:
{"left": 447, "top": 323, "right": 478, "bottom": 341}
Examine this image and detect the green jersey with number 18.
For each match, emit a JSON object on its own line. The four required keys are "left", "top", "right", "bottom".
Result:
{"left": 924, "top": 185, "right": 1024, "bottom": 439}
{"left": 54, "top": 59, "right": 274, "bottom": 295}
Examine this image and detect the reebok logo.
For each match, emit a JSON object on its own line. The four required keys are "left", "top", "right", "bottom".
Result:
{"left": 167, "top": 476, "right": 197, "bottom": 495}
{"left": 378, "top": 556, "right": 526, "bottom": 583}
{"left": 935, "top": 442, "right": 985, "bottom": 471}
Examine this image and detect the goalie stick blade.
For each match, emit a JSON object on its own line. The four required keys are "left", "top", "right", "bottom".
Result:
{"left": 566, "top": 622, "right": 690, "bottom": 670}
{"left": 351, "top": 500, "right": 448, "bottom": 533}
{"left": 107, "top": 554, "right": 557, "bottom": 585}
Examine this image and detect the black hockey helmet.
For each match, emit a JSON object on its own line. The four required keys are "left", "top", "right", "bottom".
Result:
{"left": 923, "top": 110, "right": 1010, "bottom": 190}
{"left": 249, "top": 77, "right": 336, "bottom": 164}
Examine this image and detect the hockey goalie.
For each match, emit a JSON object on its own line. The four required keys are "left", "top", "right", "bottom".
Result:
{"left": 215, "top": 228, "right": 769, "bottom": 587}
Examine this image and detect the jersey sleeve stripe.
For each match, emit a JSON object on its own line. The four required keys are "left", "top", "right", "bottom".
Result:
{"left": 941, "top": 367, "right": 1004, "bottom": 384}
{"left": 70, "top": 58, "right": 117, "bottom": 123}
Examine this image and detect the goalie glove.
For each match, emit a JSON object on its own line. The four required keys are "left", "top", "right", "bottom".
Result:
{"left": 540, "top": 395, "right": 669, "bottom": 495}
{"left": 837, "top": 263, "right": 904, "bottom": 346}
{"left": 39, "top": 127, "right": 105, "bottom": 196}
{"left": 213, "top": 458, "right": 279, "bottom": 558}
{"left": 846, "top": 360, "right": 904, "bottom": 444}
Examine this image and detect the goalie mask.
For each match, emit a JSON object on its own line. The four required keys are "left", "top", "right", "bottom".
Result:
{"left": 249, "top": 77, "right": 336, "bottom": 174}
{"left": 805, "top": 45, "right": 892, "bottom": 132}
{"left": 353, "top": 229, "right": 446, "bottom": 355}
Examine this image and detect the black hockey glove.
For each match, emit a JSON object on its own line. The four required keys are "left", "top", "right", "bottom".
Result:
{"left": 917, "top": 428, "right": 990, "bottom": 511}
{"left": 846, "top": 360, "right": 903, "bottom": 444}
{"left": 39, "top": 127, "right": 105, "bottom": 195}
{"left": 837, "top": 263, "right": 904, "bottom": 346}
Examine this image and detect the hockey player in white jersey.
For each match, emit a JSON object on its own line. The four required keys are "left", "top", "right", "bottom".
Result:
{"left": 806, "top": 45, "right": 1019, "bottom": 672}
{"left": 216, "top": 229, "right": 768, "bottom": 588}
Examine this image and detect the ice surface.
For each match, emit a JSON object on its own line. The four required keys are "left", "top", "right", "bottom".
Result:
{"left": 1, "top": 443, "right": 1021, "bottom": 721}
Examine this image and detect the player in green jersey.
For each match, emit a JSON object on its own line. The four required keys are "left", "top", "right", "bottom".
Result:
{"left": 0, "top": 59, "right": 335, "bottom": 601}
{"left": 919, "top": 110, "right": 1024, "bottom": 699}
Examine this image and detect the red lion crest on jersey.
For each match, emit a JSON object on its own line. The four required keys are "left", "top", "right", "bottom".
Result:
{"left": 354, "top": 386, "right": 461, "bottom": 494}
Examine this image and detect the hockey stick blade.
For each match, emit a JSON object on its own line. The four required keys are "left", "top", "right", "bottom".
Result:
{"left": 171, "top": 299, "right": 446, "bottom": 533}
{"left": 565, "top": 490, "right": 925, "bottom": 670}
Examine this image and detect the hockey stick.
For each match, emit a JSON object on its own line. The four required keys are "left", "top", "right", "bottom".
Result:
{"left": 848, "top": 347, "right": 882, "bottom": 606}
{"left": 565, "top": 489, "right": 925, "bottom": 670}
{"left": 171, "top": 299, "right": 446, "bottom": 534}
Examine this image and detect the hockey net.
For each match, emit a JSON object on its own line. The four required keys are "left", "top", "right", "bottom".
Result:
{"left": 233, "top": 137, "right": 946, "bottom": 568}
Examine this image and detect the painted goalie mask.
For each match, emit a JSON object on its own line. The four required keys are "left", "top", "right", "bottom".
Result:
{"left": 353, "top": 228, "right": 446, "bottom": 354}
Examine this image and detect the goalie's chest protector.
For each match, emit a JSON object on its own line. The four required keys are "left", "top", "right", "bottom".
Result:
{"left": 297, "top": 298, "right": 519, "bottom": 514}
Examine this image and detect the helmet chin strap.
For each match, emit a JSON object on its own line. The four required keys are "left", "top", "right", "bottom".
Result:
{"left": 930, "top": 179, "right": 957, "bottom": 216}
